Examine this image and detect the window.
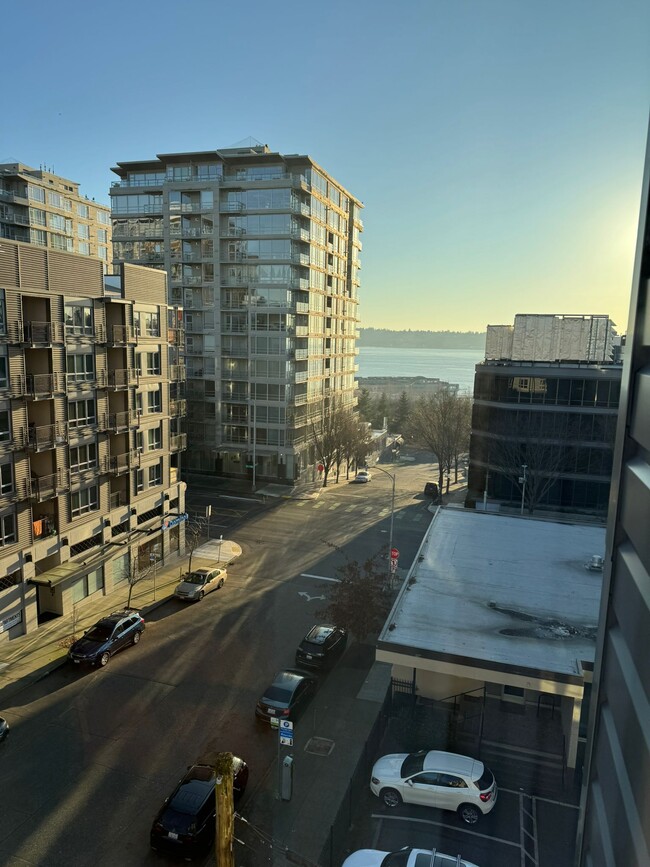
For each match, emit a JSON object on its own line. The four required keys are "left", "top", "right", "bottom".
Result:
{"left": 51, "top": 234, "right": 74, "bottom": 252}
{"left": 66, "top": 352, "right": 95, "bottom": 383}
{"left": 77, "top": 203, "right": 90, "bottom": 218}
{"left": 134, "top": 309, "right": 160, "bottom": 337}
{"left": 148, "top": 461, "right": 162, "bottom": 487}
{"left": 47, "top": 191, "right": 70, "bottom": 210}
{"left": 0, "top": 293, "right": 6, "bottom": 337}
{"left": 97, "top": 209, "right": 110, "bottom": 225}
{"left": 68, "top": 398, "right": 96, "bottom": 427}
{"left": 70, "top": 485, "right": 99, "bottom": 517}
{"left": 78, "top": 241, "right": 90, "bottom": 255}
{"left": 69, "top": 442, "right": 97, "bottom": 473}
{"left": 0, "top": 461, "right": 13, "bottom": 495}
{"left": 0, "top": 409, "right": 10, "bottom": 442}
{"left": 147, "top": 426, "right": 162, "bottom": 450}
{"left": 49, "top": 213, "right": 67, "bottom": 231}
{"left": 77, "top": 223, "right": 90, "bottom": 240}
{"left": 147, "top": 389, "right": 162, "bottom": 413}
{"left": 64, "top": 302, "right": 93, "bottom": 335}
{"left": 0, "top": 511, "right": 16, "bottom": 546}
{"left": 135, "top": 468, "right": 144, "bottom": 492}
{"left": 97, "top": 228, "right": 107, "bottom": 243}
{"left": 28, "top": 184, "right": 45, "bottom": 203}
{"left": 137, "top": 351, "right": 161, "bottom": 375}
{"left": 29, "top": 207, "right": 46, "bottom": 225}
{"left": 72, "top": 567, "right": 103, "bottom": 602}
{"left": 30, "top": 228, "right": 47, "bottom": 246}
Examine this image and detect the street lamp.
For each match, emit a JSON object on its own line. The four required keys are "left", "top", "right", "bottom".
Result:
{"left": 373, "top": 464, "right": 396, "bottom": 586}
{"left": 519, "top": 464, "right": 528, "bottom": 515}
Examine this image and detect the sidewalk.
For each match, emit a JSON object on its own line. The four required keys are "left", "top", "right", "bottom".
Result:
{"left": 0, "top": 539, "right": 241, "bottom": 707}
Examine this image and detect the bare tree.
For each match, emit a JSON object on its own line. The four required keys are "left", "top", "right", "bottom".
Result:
{"left": 316, "top": 555, "right": 391, "bottom": 643}
{"left": 310, "top": 402, "right": 358, "bottom": 487}
{"left": 113, "top": 553, "right": 154, "bottom": 609}
{"left": 185, "top": 515, "right": 208, "bottom": 574}
{"left": 407, "top": 389, "right": 470, "bottom": 493}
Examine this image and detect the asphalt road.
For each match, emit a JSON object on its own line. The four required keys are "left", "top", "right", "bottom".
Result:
{"left": 0, "top": 457, "right": 437, "bottom": 866}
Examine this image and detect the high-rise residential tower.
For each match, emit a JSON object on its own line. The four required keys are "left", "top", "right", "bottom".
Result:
{"left": 0, "top": 162, "right": 112, "bottom": 266}
{"left": 110, "top": 145, "right": 362, "bottom": 485}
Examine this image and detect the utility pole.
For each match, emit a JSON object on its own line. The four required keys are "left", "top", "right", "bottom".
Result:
{"left": 374, "top": 464, "right": 396, "bottom": 587}
{"left": 203, "top": 751, "right": 234, "bottom": 867}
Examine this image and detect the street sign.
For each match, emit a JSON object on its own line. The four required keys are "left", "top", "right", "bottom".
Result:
{"left": 279, "top": 719, "right": 294, "bottom": 745}
{"left": 390, "top": 558, "right": 398, "bottom": 573}
{"left": 390, "top": 548, "right": 400, "bottom": 560}
{"left": 205, "top": 505, "right": 212, "bottom": 518}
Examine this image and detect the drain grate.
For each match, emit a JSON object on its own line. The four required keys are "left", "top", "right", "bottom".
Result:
{"left": 304, "top": 736, "right": 335, "bottom": 756}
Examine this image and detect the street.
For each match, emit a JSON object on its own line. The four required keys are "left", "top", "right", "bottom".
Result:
{"left": 0, "top": 458, "right": 435, "bottom": 866}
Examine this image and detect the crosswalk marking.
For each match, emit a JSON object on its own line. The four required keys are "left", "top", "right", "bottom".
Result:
{"left": 329, "top": 502, "right": 341, "bottom": 510}
{"left": 362, "top": 506, "right": 373, "bottom": 514}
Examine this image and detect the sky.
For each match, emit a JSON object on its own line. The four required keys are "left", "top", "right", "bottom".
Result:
{"left": 2, "top": 0, "right": 649, "bottom": 332}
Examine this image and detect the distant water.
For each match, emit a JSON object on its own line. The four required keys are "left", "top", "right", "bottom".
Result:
{"left": 358, "top": 346, "right": 485, "bottom": 393}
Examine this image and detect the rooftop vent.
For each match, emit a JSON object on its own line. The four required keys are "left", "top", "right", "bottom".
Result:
{"left": 585, "top": 555, "right": 604, "bottom": 572}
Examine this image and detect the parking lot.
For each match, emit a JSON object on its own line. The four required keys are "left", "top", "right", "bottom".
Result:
{"left": 346, "top": 786, "right": 580, "bottom": 867}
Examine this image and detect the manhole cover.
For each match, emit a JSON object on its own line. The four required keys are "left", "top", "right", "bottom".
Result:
{"left": 304, "top": 736, "right": 335, "bottom": 756}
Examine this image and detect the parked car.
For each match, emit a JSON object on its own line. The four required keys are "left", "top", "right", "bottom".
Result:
{"left": 355, "top": 469, "right": 372, "bottom": 483}
{"left": 67, "top": 610, "right": 145, "bottom": 667}
{"left": 150, "top": 758, "right": 248, "bottom": 859}
{"left": 174, "top": 567, "right": 227, "bottom": 602}
{"left": 370, "top": 750, "right": 497, "bottom": 824}
{"left": 342, "top": 848, "right": 480, "bottom": 867}
{"left": 295, "top": 624, "right": 347, "bottom": 670}
{"left": 423, "top": 481, "right": 439, "bottom": 499}
{"left": 0, "top": 716, "right": 9, "bottom": 742}
{"left": 255, "top": 669, "right": 317, "bottom": 726}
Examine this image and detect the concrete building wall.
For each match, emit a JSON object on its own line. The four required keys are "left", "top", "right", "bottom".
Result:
{"left": 577, "top": 129, "right": 650, "bottom": 867}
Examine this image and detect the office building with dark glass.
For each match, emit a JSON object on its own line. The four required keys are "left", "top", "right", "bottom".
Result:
{"left": 466, "top": 315, "right": 621, "bottom": 516}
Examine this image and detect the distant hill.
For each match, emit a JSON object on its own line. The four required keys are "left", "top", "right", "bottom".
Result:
{"left": 359, "top": 328, "right": 486, "bottom": 349}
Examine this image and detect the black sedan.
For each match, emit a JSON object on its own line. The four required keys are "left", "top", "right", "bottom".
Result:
{"left": 150, "top": 757, "right": 248, "bottom": 859}
{"left": 295, "top": 624, "right": 347, "bottom": 670}
{"left": 68, "top": 610, "right": 145, "bottom": 667}
{"left": 255, "top": 669, "right": 317, "bottom": 726}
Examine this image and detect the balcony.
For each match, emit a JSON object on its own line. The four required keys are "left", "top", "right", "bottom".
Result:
{"left": 25, "top": 373, "right": 66, "bottom": 400}
{"left": 221, "top": 391, "right": 249, "bottom": 402}
{"left": 107, "top": 452, "right": 139, "bottom": 475}
{"left": 295, "top": 349, "right": 308, "bottom": 361}
{"left": 110, "top": 490, "right": 128, "bottom": 510}
{"left": 106, "top": 410, "right": 134, "bottom": 432}
{"left": 170, "top": 365, "right": 186, "bottom": 381}
{"left": 0, "top": 187, "right": 28, "bottom": 204}
{"left": 27, "top": 422, "right": 67, "bottom": 451}
{"left": 170, "top": 399, "right": 187, "bottom": 417}
{"left": 33, "top": 516, "right": 57, "bottom": 539}
{"left": 2, "top": 209, "right": 29, "bottom": 226}
{"left": 112, "top": 224, "right": 163, "bottom": 239}
{"left": 107, "top": 324, "right": 136, "bottom": 345}
{"left": 65, "top": 325, "right": 106, "bottom": 342}
{"left": 23, "top": 321, "right": 64, "bottom": 346}
{"left": 168, "top": 327, "right": 185, "bottom": 346}
{"left": 107, "top": 369, "right": 137, "bottom": 389}
{"left": 170, "top": 433, "right": 187, "bottom": 451}
{"left": 295, "top": 371, "right": 308, "bottom": 384}
{"left": 295, "top": 302, "right": 309, "bottom": 314}
{"left": 29, "top": 470, "right": 68, "bottom": 502}
{"left": 220, "top": 201, "right": 245, "bottom": 213}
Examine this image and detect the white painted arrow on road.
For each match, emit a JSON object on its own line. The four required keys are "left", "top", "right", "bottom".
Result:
{"left": 298, "top": 592, "right": 326, "bottom": 602}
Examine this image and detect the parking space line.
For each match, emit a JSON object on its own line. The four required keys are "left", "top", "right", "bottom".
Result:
{"left": 531, "top": 794, "right": 580, "bottom": 810}
{"left": 371, "top": 813, "right": 520, "bottom": 848}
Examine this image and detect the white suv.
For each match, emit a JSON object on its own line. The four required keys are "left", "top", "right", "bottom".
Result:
{"left": 370, "top": 750, "right": 497, "bottom": 824}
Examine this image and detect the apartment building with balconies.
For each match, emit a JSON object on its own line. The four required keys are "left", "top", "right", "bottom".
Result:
{"left": 0, "top": 162, "right": 111, "bottom": 267}
{"left": 0, "top": 239, "right": 186, "bottom": 641}
{"left": 110, "top": 145, "right": 362, "bottom": 485}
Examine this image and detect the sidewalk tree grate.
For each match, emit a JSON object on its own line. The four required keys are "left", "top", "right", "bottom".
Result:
{"left": 304, "top": 736, "right": 335, "bottom": 756}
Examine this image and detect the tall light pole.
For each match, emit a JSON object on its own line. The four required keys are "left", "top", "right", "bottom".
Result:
{"left": 519, "top": 463, "right": 528, "bottom": 515}
{"left": 373, "top": 464, "right": 396, "bottom": 586}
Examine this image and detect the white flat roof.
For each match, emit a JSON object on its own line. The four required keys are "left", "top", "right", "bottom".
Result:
{"left": 379, "top": 509, "right": 605, "bottom": 679}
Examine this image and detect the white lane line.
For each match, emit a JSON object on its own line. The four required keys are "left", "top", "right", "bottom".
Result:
{"left": 530, "top": 794, "right": 580, "bottom": 809}
{"left": 300, "top": 573, "right": 341, "bottom": 582}
{"left": 371, "top": 814, "right": 520, "bottom": 847}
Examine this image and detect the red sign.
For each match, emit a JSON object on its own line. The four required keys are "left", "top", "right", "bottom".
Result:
{"left": 390, "top": 548, "right": 399, "bottom": 560}
{"left": 317, "top": 463, "right": 324, "bottom": 472}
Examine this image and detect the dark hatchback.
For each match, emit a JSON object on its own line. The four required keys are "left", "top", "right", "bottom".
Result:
{"left": 255, "top": 669, "right": 317, "bottom": 725}
{"left": 67, "top": 610, "right": 145, "bottom": 667}
{"left": 295, "top": 624, "right": 347, "bottom": 670}
{"left": 150, "top": 759, "right": 248, "bottom": 859}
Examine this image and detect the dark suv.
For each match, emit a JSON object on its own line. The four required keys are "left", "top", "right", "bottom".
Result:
{"left": 424, "top": 482, "right": 440, "bottom": 499}
{"left": 150, "top": 759, "right": 248, "bottom": 859}
{"left": 295, "top": 624, "right": 347, "bottom": 670}
{"left": 67, "top": 610, "right": 145, "bottom": 667}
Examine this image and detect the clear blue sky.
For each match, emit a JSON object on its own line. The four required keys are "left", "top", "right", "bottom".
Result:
{"left": 3, "top": 0, "right": 649, "bottom": 332}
